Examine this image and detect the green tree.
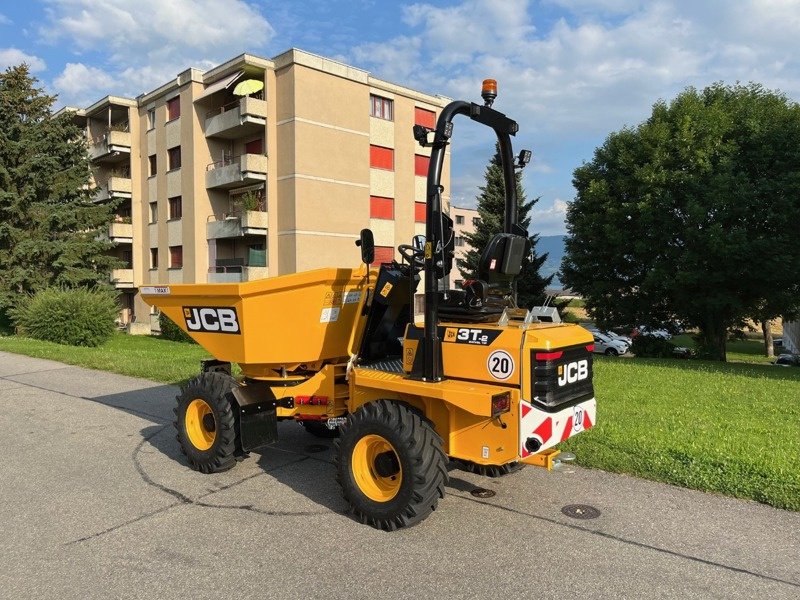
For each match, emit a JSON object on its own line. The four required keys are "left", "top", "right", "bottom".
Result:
{"left": 0, "top": 64, "right": 119, "bottom": 326}
{"left": 561, "top": 83, "right": 800, "bottom": 361}
{"left": 457, "top": 145, "right": 552, "bottom": 308}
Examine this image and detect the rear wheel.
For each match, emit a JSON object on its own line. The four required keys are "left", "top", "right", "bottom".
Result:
{"left": 174, "top": 371, "right": 237, "bottom": 473}
{"left": 335, "top": 400, "right": 447, "bottom": 530}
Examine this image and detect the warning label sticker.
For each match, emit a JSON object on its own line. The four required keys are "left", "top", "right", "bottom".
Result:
{"left": 320, "top": 307, "right": 340, "bottom": 323}
{"left": 343, "top": 291, "right": 361, "bottom": 304}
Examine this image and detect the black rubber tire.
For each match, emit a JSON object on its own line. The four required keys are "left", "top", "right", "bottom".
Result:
{"left": 335, "top": 400, "right": 448, "bottom": 531}
{"left": 605, "top": 348, "right": 619, "bottom": 356}
{"left": 300, "top": 420, "right": 339, "bottom": 438}
{"left": 174, "top": 371, "right": 238, "bottom": 474}
{"left": 459, "top": 460, "right": 524, "bottom": 478}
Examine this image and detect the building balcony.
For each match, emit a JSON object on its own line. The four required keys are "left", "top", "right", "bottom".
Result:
{"left": 94, "top": 176, "right": 132, "bottom": 202}
{"left": 207, "top": 266, "right": 269, "bottom": 283}
{"left": 207, "top": 249, "right": 267, "bottom": 283}
{"left": 89, "top": 129, "right": 131, "bottom": 162}
{"left": 206, "top": 210, "right": 268, "bottom": 239}
{"left": 110, "top": 268, "right": 134, "bottom": 289}
{"left": 205, "top": 96, "right": 267, "bottom": 139}
{"left": 108, "top": 221, "right": 133, "bottom": 242}
{"left": 205, "top": 154, "right": 267, "bottom": 190}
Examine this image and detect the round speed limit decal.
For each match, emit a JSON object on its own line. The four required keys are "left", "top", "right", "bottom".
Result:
{"left": 487, "top": 349, "right": 515, "bottom": 380}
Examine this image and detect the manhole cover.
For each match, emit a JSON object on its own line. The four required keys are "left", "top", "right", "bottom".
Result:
{"left": 561, "top": 504, "right": 601, "bottom": 520}
{"left": 304, "top": 444, "right": 328, "bottom": 454}
{"left": 470, "top": 487, "right": 496, "bottom": 498}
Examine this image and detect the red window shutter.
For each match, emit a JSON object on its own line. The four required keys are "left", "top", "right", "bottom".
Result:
{"left": 245, "top": 138, "right": 263, "bottom": 154}
{"left": 370, "top": 145, "right": 394, "bottom": 170}
{"left": 370, "top": 196, "right": 394, "bottom": 219}
{"left": 415, "top": 202, "right": 426, "bottom": 223}
{"left": 167, "top": 97, "right": 180, "bottom": 120}
{"left": 414, "top": 154, "right": 430, "bottom": 177}
{"left": 414, "top": 107, "right": 435, "bottom": 128}
{"left": 374, "top": 246, "right": 394, "bottom": 264}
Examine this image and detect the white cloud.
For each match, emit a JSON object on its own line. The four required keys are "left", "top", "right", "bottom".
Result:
{"left": 42, "top": 0, "right": 275, "bottom": 104}
{"left": 0, "top": 48, "right": 47, "bottom": 71}
{"left": 532, "top": 199, "right": 569, "bottom": 235}
{"left": 53, "top": 62, "right": 115, "bottom": 104}
{"left": 0, "top": 13, "right": 11, "bottom": 25}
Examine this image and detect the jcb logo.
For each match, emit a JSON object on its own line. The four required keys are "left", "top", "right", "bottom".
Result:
{"left": 557, "top": 359, "right": 588, "bottom": 386}
{"left": 183, "top": 306, "right": 240, "bottom": 334}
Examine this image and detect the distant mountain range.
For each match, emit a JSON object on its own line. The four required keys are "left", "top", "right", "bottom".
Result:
{"left": 536, "top": 235, "right": 566, "bottom": 288}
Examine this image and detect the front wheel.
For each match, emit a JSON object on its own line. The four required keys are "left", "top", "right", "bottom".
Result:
{"left": 335, "top": 400, "right": 447, "bottom": 530}
{"left": 174, "top": 371, "right": 238, "bottom": 473}
{"left": 605, "top": 348, "right": 619, "bottom": 356}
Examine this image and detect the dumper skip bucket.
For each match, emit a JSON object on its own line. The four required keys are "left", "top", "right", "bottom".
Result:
{"left": 141, "top": 268, "right": 367, "bottom": 369}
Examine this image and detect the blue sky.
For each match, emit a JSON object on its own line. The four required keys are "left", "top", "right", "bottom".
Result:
{"left": 2, "top": 0, "right": 800, "bottom": 235}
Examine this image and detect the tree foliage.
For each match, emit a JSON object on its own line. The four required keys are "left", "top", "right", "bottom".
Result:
{"left": 457, "top": 144, "right": 552, "bottom": 308}
{"left": 0, "top": 64, "right": 119, "bottom": 324}
{"left": 561, "top": 83, "right": 800, "bottom": 360}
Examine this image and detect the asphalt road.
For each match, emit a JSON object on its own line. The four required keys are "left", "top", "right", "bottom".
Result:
{"left": 1, "top": 351, "right": 798, "bottom": 599}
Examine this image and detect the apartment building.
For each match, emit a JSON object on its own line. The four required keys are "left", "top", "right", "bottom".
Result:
{"left": 63, "top": 49, "right": 451, "bottom": 331}
{"left": 449, "top": 205, "right": 480, "bottom": 288}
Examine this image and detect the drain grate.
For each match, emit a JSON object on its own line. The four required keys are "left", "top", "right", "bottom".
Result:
{"left": 304, "top": 444, "right": 328, "bottom": 454}
{"left": 561, "top": 504, "right": 601, "bottom": 520}
{"left": 470, "top": 487, "right": 496, "bottom": 498}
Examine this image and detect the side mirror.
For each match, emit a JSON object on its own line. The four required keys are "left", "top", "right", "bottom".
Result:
{"left": 356, "top": 228, "right": 375, "bottom": 265}
{"left": 412, "top": 234, "right": 426, "bottom": 252}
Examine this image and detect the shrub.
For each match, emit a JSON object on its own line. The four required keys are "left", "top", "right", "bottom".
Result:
{"left": 10, "top": 287, "right": 118, "bottom": 347}
{"left": 630, "top": 334, "right": 677, "bottom": 358}
{"left": 159, "top": 312, "right": 195, "bottom": 343}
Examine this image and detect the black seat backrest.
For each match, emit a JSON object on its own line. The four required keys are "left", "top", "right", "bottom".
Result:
{"left": 478, "top": 233, "right": 529, "bottom": 287}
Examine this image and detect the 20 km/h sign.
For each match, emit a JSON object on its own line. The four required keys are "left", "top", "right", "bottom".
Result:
{"left": 487, "top": 349, "right": 515, "bottom": 380}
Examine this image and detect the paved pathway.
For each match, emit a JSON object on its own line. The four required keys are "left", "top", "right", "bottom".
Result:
{"left": 1, "top": 351, "right": 798, "bottom": 599}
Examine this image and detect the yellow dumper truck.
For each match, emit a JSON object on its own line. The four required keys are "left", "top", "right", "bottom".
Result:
{"left": 142, "top": 81, "right": 596, "bottom": 530}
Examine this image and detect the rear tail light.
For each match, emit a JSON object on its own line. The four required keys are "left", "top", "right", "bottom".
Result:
{"left": 586, "top": 344, "right": 594, "bottom": 352}
{"left": 491, "top": 391, "right": 511, "bottom": 417}
{"left": 535, "top": 350, "right": 563, "bottom": 361}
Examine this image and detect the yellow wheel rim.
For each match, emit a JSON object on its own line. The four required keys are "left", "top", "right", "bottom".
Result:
{"left": 185, "top": 399, "right": 216, "bottom": 451}
{"left": 352, "top": 434, "right": 403, "bottom": 502}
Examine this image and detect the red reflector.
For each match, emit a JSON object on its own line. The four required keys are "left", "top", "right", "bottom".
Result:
{"left": 586, "top": 344, "right": 594, "bottom": 352}
{"left": 491, "top": 392, "right": 511, "bottom": 417}
{"left": 535, "top": 351, "right": 563, "bottom": 361}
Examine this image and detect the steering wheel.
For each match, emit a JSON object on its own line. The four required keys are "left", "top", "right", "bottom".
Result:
{"left": 398, "top": 244, "right": 425, "bottom": 267}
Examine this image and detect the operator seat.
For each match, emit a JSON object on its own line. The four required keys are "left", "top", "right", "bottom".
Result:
{"left": 438, "top": 233, "right": 530, "bottom": 323}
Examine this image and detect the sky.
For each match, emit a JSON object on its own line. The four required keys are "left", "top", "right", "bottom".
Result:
{"left": 2, "top": 0, "right": 800, "bottom": 235}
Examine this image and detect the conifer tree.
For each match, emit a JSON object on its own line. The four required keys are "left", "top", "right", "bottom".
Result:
{"left": 0, "top": 64, "right": 119, "bottom": 325}
{"left": 457, "top": 144, "right": 552, "bottom": 308}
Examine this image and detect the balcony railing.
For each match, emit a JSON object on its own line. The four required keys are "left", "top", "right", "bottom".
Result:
{"left": 204, "top": 95, "right": 267, "bottom": 139}
{"left": 205, "top": 153, "right": 267, "bottom": 189}
{"left": 207, "top": 263, "right": 268, "bottom": 283}
{"left": 206, "top": 209, "right": 268, "bottom": 239}
{"left": 89, "top": 128, "right": 131, "bottom": 161}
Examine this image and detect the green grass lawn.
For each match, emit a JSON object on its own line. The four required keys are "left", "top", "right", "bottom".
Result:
{"left": 0, "top": 332, "right": 212, "bottom": 384}
{"left": 672, "top": 333, "right": 775, "bottom": 364}
{"left": 1, "top": 331, "right": 798, "bottom": 511}
{"left": 563, "top": 356, "right": 800, "bottom": 511}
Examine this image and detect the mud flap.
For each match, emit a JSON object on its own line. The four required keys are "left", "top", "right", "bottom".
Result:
{"left": 231, "top": 386, "right": 279, "bottom": 451}
{"left": 239, "top": 403, "right": 278, "bottom": 452}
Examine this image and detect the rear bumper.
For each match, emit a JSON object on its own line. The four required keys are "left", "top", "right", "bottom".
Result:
{"left": 518, "top": 397, "right": 596, "bottom": 460}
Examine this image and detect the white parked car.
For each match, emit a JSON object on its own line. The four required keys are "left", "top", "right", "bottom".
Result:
{"left": 588, "top": 328, "right": 632, "bottom": 346}
{"left": 634, "top": 326, "right": 671, "bottom": 340}
{"left": 591, "top": 332, "right": 629, "bottom": 356}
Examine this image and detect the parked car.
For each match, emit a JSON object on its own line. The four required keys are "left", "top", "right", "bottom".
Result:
{"left": 632, "top": 326, "right": 672, "bottom": 340}
{"left": 773, "top": 354, "right": 800, "bottom": 367}
{"left": 587, "top": 327, "right": 632, "bottom": 346}
{"left": 591, "top": 332, "right": 629, "bottom": 356}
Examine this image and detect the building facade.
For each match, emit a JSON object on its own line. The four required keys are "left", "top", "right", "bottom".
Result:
{"left": 449, "top": 205, "right": 480, "bottom": 288}
{"left": 63, "top": 49, "right": 451, "bottom": 331}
